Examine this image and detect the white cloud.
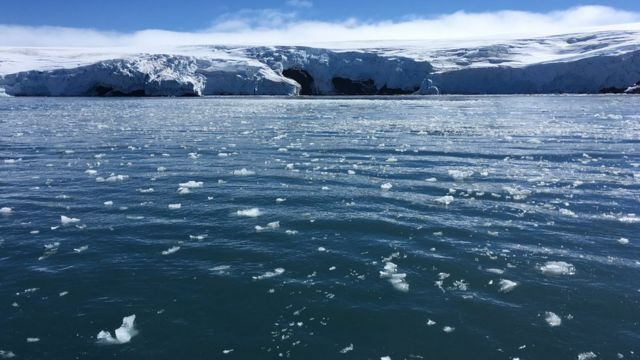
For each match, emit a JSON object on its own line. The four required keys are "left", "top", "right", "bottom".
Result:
{"left": 0, "top": 6, "right": 638, "bottom": 48}
{"left": 286, "top": 0, "right": 313, "bottom": 8}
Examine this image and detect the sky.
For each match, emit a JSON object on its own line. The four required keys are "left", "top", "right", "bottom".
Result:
{"left": 1, "top": 1, "right": 640, "bottom": 47}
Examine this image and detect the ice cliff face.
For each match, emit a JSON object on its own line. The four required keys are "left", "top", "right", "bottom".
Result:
{"left": 0, "top": 30, "right": 639, "bottom": 96}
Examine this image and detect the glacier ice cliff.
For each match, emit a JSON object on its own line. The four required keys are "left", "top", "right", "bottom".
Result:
{"left": 0, "top": 30, "right": 639, "bottom": 96}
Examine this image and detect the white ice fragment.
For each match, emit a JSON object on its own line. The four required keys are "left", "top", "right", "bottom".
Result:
{"left": 85, "top": 169, "right": 98, "bottom": 175}
{"left": 499, "top": 279, "right": 518, "bottom": 293}
{"left": 426, "top": 319, "right": 436, "bottom": 326}
{"left": 178, "top": 181, "right": 203, "bottom": 189}
{"left": 106, "top": 175, "right": 128, "bottom": 182}
{"left": 379, "top": 262, "right": 409, "bottom": 292}
{"left": 443, "top": 326, "right": 455, "bottom": 333}
{"left": 232, "top": 168, "right": 255, "bottom": 176}
{"left": 26, "top": 338, "right": 39, "bottom": 343}
{"left": 237, "top": 208, "right": 262, "bottom": 217}
{"left": 448, "top": 170, "right": 473, "bottom": 181}
{"left": 0, "top": 207, "right": 12, "bottom": 216}
{"left": 222, "top": 349, "right": 234, "bottom": 354}
{"left": 486, "top": 268, "right": 505, "bottom": 274}
{"left": 381, "top": 357, "right": 392, "bottom": 360}
{"left": 276, "top": 198, "right": 286, "bottom": 203}
{"left": 59, "top": 291, "right": 68, "bottom": 297}
{"left": 618, "top": 237, "right": 630, "bottom": 245}
{"left": 560, "top": 209, "right": 577, "bottom": 217}
{"left": 619, "top": 214, "right": 640, "bottom": 223}
{"left": 0, "top": 350, "right": 16, "bottom": 358}
{"left": 104, "top": 201, "right": 113, "bottom": 206}
{"left": 380, "top": 182, "right": 393, "bottom": 191}
{"left": 318, "top": 247, "right": 327, "bottom": 252}
{"left": 577, "top": 352, "right": 597, "bottom": 360}
{"left": 168, "top": 203, "right": 181, "bottom": 210}
{"left": 539, "top": 261, "right": 575, "bottom": 276}
{"left": 252, "top": 268, "right": 285, "bottom": 280}
{"left": 435, "top": 195, "right": 454, "bottom": 205}
{"left": 503, "top": 186, "right": 531, "bottom": 200}
{"left": 161, "top": 246, "right": 180, "bottom": 255}
{"left": 60, "top": 215, "right": 80, "bottom": 225}
{"left": 425, "top": 177, "right": 437, "bottom": 182}
{"left": 73, "top": 245, "right": 88, "bottom": 253}
{"left": 340, "top": 344, "right": 354, "bottom": 354}
{"left": 97, "top": 315, "right": 137, "bottom": 344}
{"left": 156, "top": 166, "right": 166, "bottom": 172}
{"left": 545, "top": 311, "right": 562, "bottom": 327}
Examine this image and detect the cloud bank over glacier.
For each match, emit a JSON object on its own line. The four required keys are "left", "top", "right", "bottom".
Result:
{"left": 1, "top": 6, "right": 639, "bottom": 47}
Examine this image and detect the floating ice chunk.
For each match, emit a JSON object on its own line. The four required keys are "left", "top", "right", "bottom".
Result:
{"left": 435, "top": 195, "right": 454, "bottom": 205}
{"left": 232, "top": 168, "right": 255, "bottom": 176}
{"left": 577, "top": 352, "right": 597, "bottom": 360}
{"left": 26, "top": 338, "right": 39, "bottom": 343}
{"left": 138, "top": 188, "right": 154, "bottom": 193}
{"left": 559, "top": 209, "right": 577, "bottom": 217}
{"left": 59, "top": 291, "right": 68, "bottom": 297}
{"left": 0, "top": 350, "right": 16, "bottom": 358}
{"left": 276, "top": 198, "right": 286, "bottom": 203}
{"left": 256, "top": 221, "right": 280, "bottom": 231}
{"left": 340, "top": 344, "right": 354, "bottom": 354}
{"left": 545, "top": 312, "right": 562, "bottom": 327}
{"left": 161, "top": 246, "right": 180, "bottom": 255}
{"left": 443, "top": 326, "right": 455, "bottom": 333}
{"left": 252, "top": 268, "right": 285, "bottom": 280}
{"left": 237, "top": 208, "right": 262, "bottom": 217}
{"left": 499, "top": 279, "right": 518, "bottom": 293}
{"left": 104, "top": 201, "right": 113, "bottom": 206}
{"left": 381, "top": 357, "right": 392, "bottom": 360}
{"left": 539, "top": 261, "right": 575, "bottom": 276}
{"left": 318, "top": 247, "right": 327, "bottom": 252}
{"left": 85, "top": 169, "right": 98, "bottom": 175}
{"left": 618, "top": 237, "right": 630, "bottom": 245}
{"left": 426, "top": 319, "right": 436, "bottom": 326}
{"left": 379, "top": 262, "right": 409, "bottom": 292}
{"left": 96, "top": 315, "right": 138, "bottom": 344}
{"left": 380, "top": 182, "right": 393, "bottom": 191}
{"left": 347, "top": 170, "right": 356, "bottom": 175}
{"left": 189, "top": 234, "right": 208, "bottom": 240}
{"left": 619, "top": 214, "right": 640, "bottom": 223}
{"left": 0, "top": 207, "right": 12, "bottom": 216}
{"left": 106, "top": 175, "right": 128, "bottom": 182}
{"left": 74, "top": 245, "right": 88, "bottom": 253}
{"left": 503, "top": 186, "right": 531, "bottom": 200}
{"left": 179, "top": 181, "right": 203, "bottom": 189}
{"left": 3, "top": 158, "right": 21, "bottom": 164}
{"left": 386, "top": 156, "right": 398, "bottom": 163}
{"left": 425, "top": 177, "right": 437, "bottom": 182}
{"left": 448, "top": 170, "right": 473, "bottom": 181}
{"left": 222, "top": 349, "right": 234, "bottom": 354}
{"left": 60, "top": 215, "right": 80, "bottom": 225}
{"left": 285, "top": 230, "right": 298, "bottom": 235}
{"left": 168, "top": 204, "right": 181, "bottom": 210}
{"left": 177, "top": 187, "right": 191, "bottom": 194}
{"left": 157, "top": 166, "right": 166, "bottom": 172}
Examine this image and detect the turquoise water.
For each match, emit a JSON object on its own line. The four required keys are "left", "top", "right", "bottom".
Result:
{"left": 0, "top": 96, "right": 639, "bottom": 359}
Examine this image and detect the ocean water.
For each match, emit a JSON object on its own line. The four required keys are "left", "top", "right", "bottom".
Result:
{"left": 0, "top": 96, "right": 639, "bottom": 360}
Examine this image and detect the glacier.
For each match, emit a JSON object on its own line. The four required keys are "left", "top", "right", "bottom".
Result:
{"left": 0, "top": 30, "right": 639, "bottom": 96}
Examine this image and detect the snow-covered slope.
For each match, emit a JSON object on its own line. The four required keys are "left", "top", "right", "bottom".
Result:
{"left": 0, "top": 30, "right": 639, "bottom": 96}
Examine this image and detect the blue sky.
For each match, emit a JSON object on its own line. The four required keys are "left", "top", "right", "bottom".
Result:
{"left": 2, "top": 0, "right": 640, "bottom": 31}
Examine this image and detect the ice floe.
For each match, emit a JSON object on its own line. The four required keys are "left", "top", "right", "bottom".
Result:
{"left": 237, "top": 208, "right": 262, "bottom": 217}
{"left": 252, "top": 268, "right": 285, "bottom": 280}
{"left": 168, "top": 203, "right": 181, "bottom": 210}
{"left": 232, "top": 168, "right": 255, "bottom": 176}
{"left": 73, "top": 245, "right": 89, "bottom": 253}
{"left": 340, "top": 344, "right": 354, "bottom": 354}
{"left": 380, "top": 182, "right": 393, "bottom": 191}
{"left": 448, "top": 170, "right": 473, "bottom": 181}
{"left": 618, "top": 237, "right": 630, "bottom": 245}
{"left": 256, "top": 221, "right": 280, "bottom": 232}
{"left": 379, "top": 262, "right": 409, "bottom": 292}
{"left": 544, "top": 311, "right": 562, "bottom": 327}
{"left": 161, "top": 246, "right": 180, "bottom": 255}
{"left": 577, "top": 352, "right": 597, "bottom": 360}
{"left": 0, "top": 350, "right": 15, "bottom": 358}
{"left": 434, "top": 195, "right": 454, "bottom": 206}
{"left": 539, "top": 261, "right": 576, "bottom": 276}
{"left": 60, "top": 215, "right": 80, "bottom": 225}
{"left": 0, "top": 207, "right": 12, "bottom": 216}
{"left": 498, "top": 279, "right": 518, "bottom": 293}
{"left": 96, "top": 315, "right": 138, "bottom": 344}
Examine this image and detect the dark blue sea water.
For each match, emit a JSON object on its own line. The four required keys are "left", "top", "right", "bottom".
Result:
{"left": 0, "top": 96, "right": 639, "bottom": 360}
